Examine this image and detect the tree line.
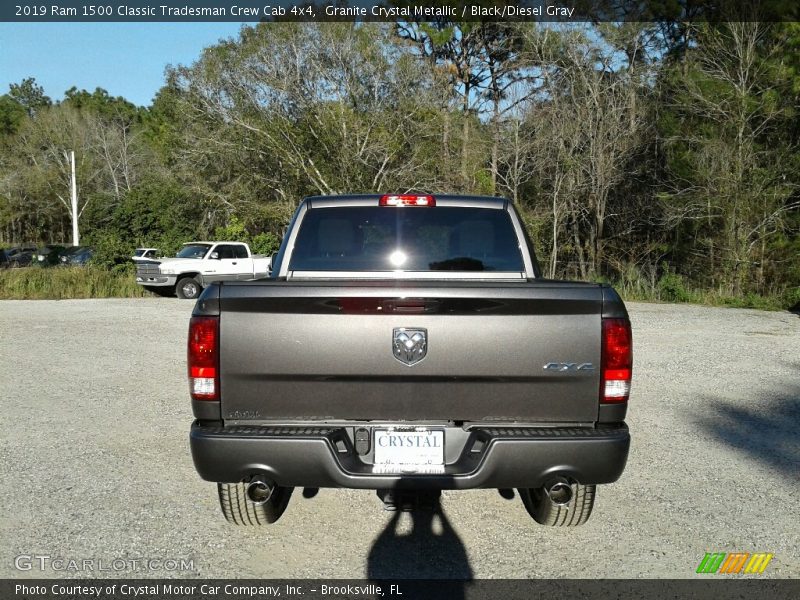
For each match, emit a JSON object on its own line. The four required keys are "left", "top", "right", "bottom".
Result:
{"left": 0, "top": 19, "right": 798, "bottom": 305}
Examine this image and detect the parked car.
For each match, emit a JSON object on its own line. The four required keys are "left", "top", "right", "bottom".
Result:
{"left": 0, "top": 246, "right": 37, "bottom": 268}
{"left": 135, "top": 241, "right": 271, "bottom": 299}
{"left": 35, "top": 245, "right": 66, "bottom": 266}
{"left": 0, "top": 248, "right": 14, "bottom": 268}
{"left": 59, "top": 246, "right": 94, "bottom": 266}
{"left": 132, "top": 248, "right": 160, "bottom": 263}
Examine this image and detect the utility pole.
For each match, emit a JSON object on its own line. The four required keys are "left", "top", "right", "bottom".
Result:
{"left": 70, "top": 150, "right": 79, "bottom": 246}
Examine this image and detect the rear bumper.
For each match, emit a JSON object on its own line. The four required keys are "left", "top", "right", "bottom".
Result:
{"left": 190, "top": 422, "right": 630, "bottom": 489}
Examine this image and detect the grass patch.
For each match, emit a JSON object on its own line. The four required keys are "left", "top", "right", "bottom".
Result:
{"left": 0, "top": 266, "right": 148, "bottom": 300}
{"left": 614, "top": 279, "right": 798, "bottom": 311}
{"left": 602, "top": 265, "right": 800, "bottom": 311}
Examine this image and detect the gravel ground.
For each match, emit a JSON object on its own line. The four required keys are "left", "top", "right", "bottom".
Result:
{"left": 0, "top": 299, "right": 798, "bottom": 579}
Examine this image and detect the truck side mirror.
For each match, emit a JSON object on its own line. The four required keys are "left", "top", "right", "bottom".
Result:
{"left": 209, "top": 252, "right": 220, "bottom": 260}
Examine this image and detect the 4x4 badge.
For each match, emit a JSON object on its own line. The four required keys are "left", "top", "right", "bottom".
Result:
{"left": 392, "top": 328, "right": 428, "bottom": 366}
{"left": 543, "top": 362, "right": 595, "bottom": 372}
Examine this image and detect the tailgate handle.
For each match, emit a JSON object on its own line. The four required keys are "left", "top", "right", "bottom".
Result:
{"left": 381, "top": 299, "right": 441, "bottom": 314}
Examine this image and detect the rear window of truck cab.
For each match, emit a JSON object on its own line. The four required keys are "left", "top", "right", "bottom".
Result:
{"left": 288, "top": 206, "right": 524, "bottom": 272}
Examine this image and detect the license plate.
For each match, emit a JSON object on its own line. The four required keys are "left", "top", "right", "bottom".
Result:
{"left": 373, "top": 429, "right": 444, "bottom": 474}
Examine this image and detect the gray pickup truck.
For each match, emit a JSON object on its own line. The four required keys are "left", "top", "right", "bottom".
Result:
{"left": 188, "top": 194, "right": 632, "bottom": 526}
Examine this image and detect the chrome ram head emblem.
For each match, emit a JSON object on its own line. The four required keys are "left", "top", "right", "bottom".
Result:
{"left": 392, "top": 328, "right": 428, "bottom": 366}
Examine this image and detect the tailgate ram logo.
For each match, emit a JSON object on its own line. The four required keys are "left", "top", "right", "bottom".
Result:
{"left": 392, "top": 328, "right": 428, "bottom": 366}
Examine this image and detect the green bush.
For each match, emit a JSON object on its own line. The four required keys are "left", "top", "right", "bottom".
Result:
{"left": 250, "top": 232, "right": 281, "bottom": 255}
{"left": 84, "top": 229, "right": 135, "bottom": 273}
{"left": 214, "top": 217, "right": 281, "bottom": 255}
{"left": 657, "top": 271, "right": 691, "bottom": 303}
{"left": 783, "top": 286, "right": 800, "bottom": 311}
{"left": 213, "top": 215, "right": 248, "bottom": 242}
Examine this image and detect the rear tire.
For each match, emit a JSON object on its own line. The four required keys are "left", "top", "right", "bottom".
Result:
{"left": 217, "top": 482, "right": 294, "bottom": 525}
{"left": 518, "top": 482, "right": 596, "bottom": 526}
{"left": 176, "top": 276, "right": 202, "bottom": 300}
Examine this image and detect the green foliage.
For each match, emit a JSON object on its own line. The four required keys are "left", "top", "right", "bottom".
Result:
{"left": 654, "top": 21, "right": 799, "bottom": 300}
{"left": 657, "top": 270, "right": 691, "bottom": 303}
{"left": 250, "top": 232, "right": 281, "bottom": 255}
{"left": 83, "top": 229, "right": 134, "bottom": 273}
{"left": 104, "top": 176, "right": 201, "bottom": 256}
{"left": 473, "top": 170, "right": 494, "bottom": 195}
{"left": 213, "top": 215, "right": 248, "bottom": 242}
{"left": 141, "top": 84, "right": 184, "bottom": 164}
{"left": 0, "top": 95, "right": 26, "bottom": 136}
{"left": 783, "top": 286, "right": 800, "bottom": 311}
{"left": 8, "top": 77, "right": 51, "bottom": 116}
{"left": 63, "top": 86, "right": 139, "bottom": 119}
{"left": 212, "top": 217, "right": 282, "bottom": 255}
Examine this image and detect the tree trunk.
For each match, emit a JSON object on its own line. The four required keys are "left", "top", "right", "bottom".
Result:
{"left": 442, "top": 111, "right": 450, "bottom": 176}
{"left": 594, "top": 213, "right": 605, "bottom": 279}
{"left": 461, "top": 82, "right": 470, "bottom": 187}
{"left": 572, "top": 212, "right": 587, "bottom": 280}
{"left": 490, "top": 84, "right": 501, "bottom": 194}
{"left": 549, "top": 174, "right": 565, "bottom": 279}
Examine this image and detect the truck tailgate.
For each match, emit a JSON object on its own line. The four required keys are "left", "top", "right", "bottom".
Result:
{"left": 218, "top": 282, "right": 603, "bottom": 423}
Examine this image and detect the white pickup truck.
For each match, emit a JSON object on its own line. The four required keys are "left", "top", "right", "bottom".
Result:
{"left": 136, "top": 241, "right": 271, "bottom": 299}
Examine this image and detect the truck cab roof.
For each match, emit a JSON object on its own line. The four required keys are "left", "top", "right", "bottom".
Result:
{"left": 302, "top": 194, "right": 508, "bottom": 209}
{"left": 183, "top": 241, "right": 248, "bottom": 246}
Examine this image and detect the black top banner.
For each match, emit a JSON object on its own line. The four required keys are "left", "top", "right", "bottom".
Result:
{"left": 3, "top": 1, "right": 800, "bottom": 22}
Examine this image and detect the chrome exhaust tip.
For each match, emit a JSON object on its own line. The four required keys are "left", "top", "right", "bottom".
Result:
{"left": 246, "top": 476, "right": 274, "bottom": 505}
{"left": 545, "top": 477, "right": 573, "bottom": 506}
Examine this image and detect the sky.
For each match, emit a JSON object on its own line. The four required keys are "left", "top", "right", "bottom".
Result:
{"left": 0, "top": 23, "right": 246, "bottom": 107}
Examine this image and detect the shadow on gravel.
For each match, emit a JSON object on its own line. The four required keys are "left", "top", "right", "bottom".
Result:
{"left": 696, "top": 386, "right": 800, "bottom": 480}
{"left": 302, "top": 487, "right": 319, "bottom": 499}
{"left": 367, "top": 497, "right": 472, "bottom": 584}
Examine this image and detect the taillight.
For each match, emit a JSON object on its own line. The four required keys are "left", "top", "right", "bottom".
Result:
{"left": 379, "top": 194, "right": 435, "bottom": 207}
{"left": 188, "top": 316, "right": 219, "bottom": 401}
{"left": 601, "top": 318, "right": 632, "bottom": 403}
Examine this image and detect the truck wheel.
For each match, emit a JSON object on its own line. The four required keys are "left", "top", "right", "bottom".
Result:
{"left": 518, "top": 483, "right": 596, "bottom": 526}
{"left": 217, "top": 482, "right": 294, "bottom": 525}
{"left": 176, "top": 277, "right": 202, "bottom": 300}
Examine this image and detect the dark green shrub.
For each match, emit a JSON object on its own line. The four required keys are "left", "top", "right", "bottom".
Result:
{"left": 657, "top": 271, "right": 691, "bottom": 303}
